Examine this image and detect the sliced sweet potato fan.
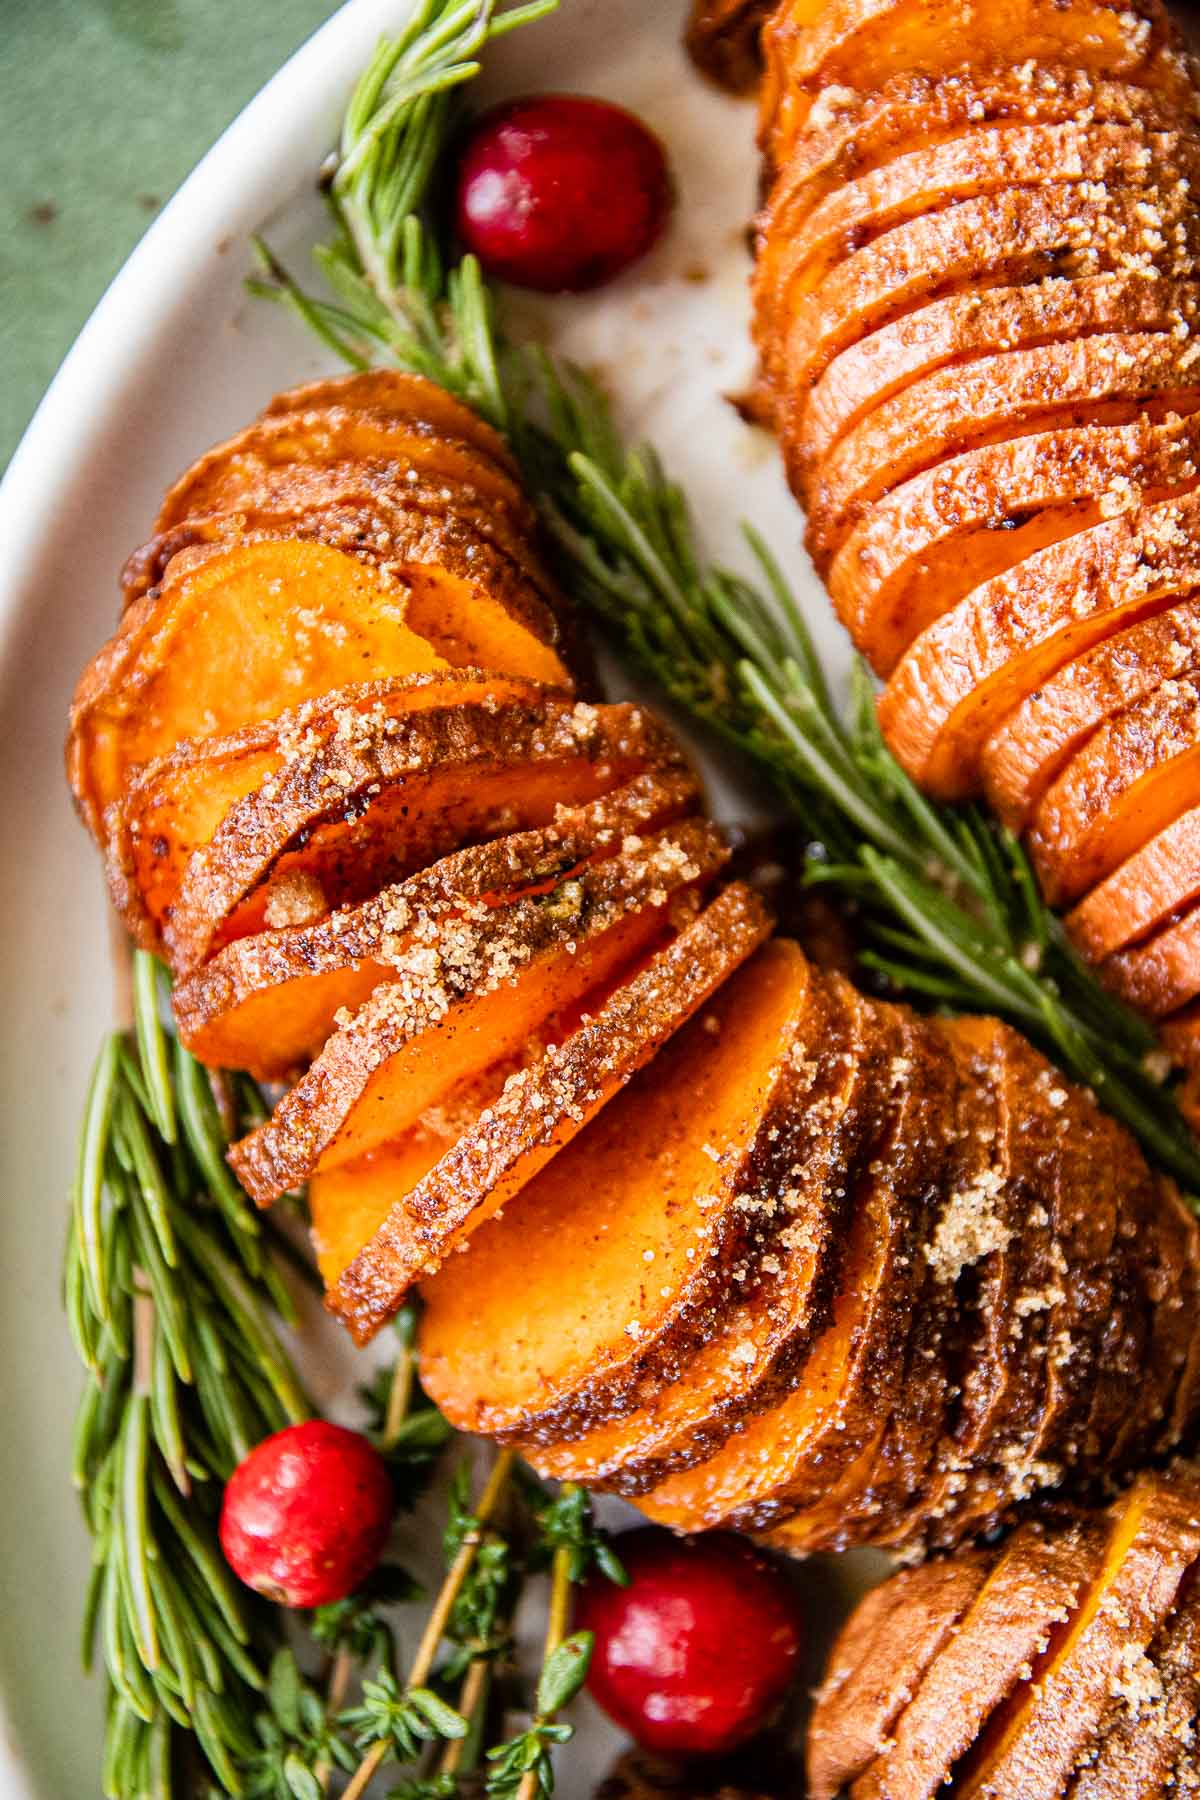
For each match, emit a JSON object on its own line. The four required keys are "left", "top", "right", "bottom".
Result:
{"left": 68, "top": 344, "right": 1200, "bottom": 1611}
{"left": 750, "top": 0, "right": 1200, "bottom": 1074}
{"left": 806, "top": 1470, "right": 1200, "bottom": 1800}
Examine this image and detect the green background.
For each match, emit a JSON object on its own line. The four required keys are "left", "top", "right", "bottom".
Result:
{"left": 1, "top": 0, "right": 339, "bottom": 469}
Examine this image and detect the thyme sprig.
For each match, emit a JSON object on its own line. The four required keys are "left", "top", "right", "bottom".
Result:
{"left": 252, "top": 0, "right": 1200, "bottom": 1188}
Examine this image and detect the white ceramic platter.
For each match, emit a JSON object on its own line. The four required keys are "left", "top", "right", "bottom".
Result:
{"left": 0, "top": 2, "right": 882, "bottom": 1793}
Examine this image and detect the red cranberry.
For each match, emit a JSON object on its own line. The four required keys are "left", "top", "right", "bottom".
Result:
{"left": 454, "top": 94, "right": 672, "bottom": 292}
{"left": 219, "top": 1421, "right": 394, "bottom": 1608}
{"left": 575, "top": 1528, "right": 802, "bottom": 1755}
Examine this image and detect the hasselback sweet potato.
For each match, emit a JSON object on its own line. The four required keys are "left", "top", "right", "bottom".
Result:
{"left": 854, "top": 1522, "right": 1108, "bottom": 1800}
{"left": 1102, "top": 891, "right": 1200, "bottom": 1015}
{"left": 808, "top": 1465, "right": 1200, "bottom": 1800}
{"left": 750, "top": 0, "right": 1200, "bottom": 1031}
{"left": 67, "top": 355, "right": 1200, "bottom": 1593}
{"left": 958, "top": 1470, "right": 1200, "bottom": 1798}
{"left": 806, "top": 1551, "right": 995, "bottom": 1800}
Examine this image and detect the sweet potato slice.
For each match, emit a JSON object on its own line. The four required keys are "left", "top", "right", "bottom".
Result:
{"left": 775, "top": 124, "right": 1200, "bottom": 325}
{"left": 778, "top": 182, "right": 1200, "bottom": 396}
{"left": 955, "top": 1468, "right": 1200, "bottom": 1800}
{"left": 984, "top": 596, "right": 1200, "bottom": 835}
{"left": 755, "top": 64, "right": 1196, "bottom": 278}
{"left": 1028, "top": 671, "right": 1200, "bottom": 905}
{"left": 1069, "top": 1575, "right": 1200, "bottom": 1798}
{"left": 1067, "top": 805, "right": 1200, "bottom": 961}
{"left": 105, "top": 672, "right": 550, "bottom": 947}
{"left": 171, "top": 772, "right": 700, "bottom": 1077}
{"left": 806, "top": 1551, "right": 997, "bottom": 1800}
{"left": 829, "top": 414, "right": 1200, "bottom": 675}
{"left": 631, "top": 1008, "right": 958, "bottom": 1529}
{"left": 327, "top": 883, "right": 772, "bottom": 1341}
{"left": 809, "top": 333, "right": 1200, "bottom": 553}
{"left": 879, "top": 489, "right": 1200, "bottom": 799}
{"left": 260, "top": 370, "right": 519, "bottom": 473}
{"left": 154, "top": 693, "right": 678, "bottom": 973}
{"left": 761, "top": 0, "right": 1177, "bottom": 157}
{"left": 67, "top": 540, "right": 451, "bottom": 837}
{"left": 800, "top": 276, "right": 1200, "bottom": 470}
{"left": 229, "top": 818, "right": 727, "bottom": 1203}
{"left": 154, "top": 406, "right": 533, "bottom": 536}
{"left": 415, "top": 932, "right": 817, "bottom": 1441}
{"left": 930, "top": 1026, "right": 1072, "bottom": 1530}
{"left": 1102, "top": 891, "right": 1200, "bottom": 1014}
{"left": 854, "top": 1521, "right": 1108, "bottom": 1800}
{"left": 525, "top": 973, "right": 897, "bottom": 1494}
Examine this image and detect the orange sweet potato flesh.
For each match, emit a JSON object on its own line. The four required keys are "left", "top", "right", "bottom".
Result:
{"left": 955, "top": 1468, "right": 1200, "bottom": 1799}
{"left": 755, "top": 67, "right": 1196, "bottom": 319}
{"left": 853, "top": 1521, "right": 1108, "bottom": 1800}
{"left": 229, "top": 818, "right": 728, "bottom": 1203}
{"left": 141, "top": 693, "right": 677, "bottom": 973}
{"left": 260, "top": 370, "right": 519, "bottom": 472}
{"left": 154, "top": 406, "right": 533, "bottom": 537}
{"left": 879, "top": 490, "right": 1200, "bottom": 799}
{"left": 1027, "top": 671, "right": 1200, "bottom": 904}
{"left": 808, "top": 333, "right": 1200, "bottom": 558}
{"left": 66, "top": 540, "right": 448, "bottom": 839}
{"left": 170, "top": 772, "right": 700, "bottom": 1077}
{"left": 806, "top": 1551, "right": 996, "bottom": 1800}
{"left": 774, "top": 125, "right": 1200, "bottom": 350}
{"left": 414, "top": 930, "right": 815, "bottom": 1440}
{"left": 983, "top": 596, "right": 1200, "bottom": 834}
{"left": 524, "top": 972, "right": 895, "bottom": 1494}
{"left": 800, "top": 277, "right": 1200, "bottom": 472}
{"left": 1102, "top": 891, "right": 1200, "bottom": 1015}
{"left": 761, "top": 0, "right": 1179, "bottom": 161}
{"left": 629, "top": 1006, "right": 958, "bottom": 1528}
{"left": 777, "top": 183, "right": 1200, "bottom": 399}
{"left": 1067, "top": 804, "right": 1200, "bottom": 961}
{"left": 327, "top": 883, "right": 772, "bottom": 1342}
{"left": 105, "top": 671, "right": 552, "bottom": 949}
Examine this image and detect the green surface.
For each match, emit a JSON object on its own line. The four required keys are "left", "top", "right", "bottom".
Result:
{"left": 0, "top": 0, "right": 339, "bottom": 469}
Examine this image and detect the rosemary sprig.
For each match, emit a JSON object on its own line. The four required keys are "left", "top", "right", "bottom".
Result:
{"left": 68, "top": 954, "right": 314, "bottom": 1797}
{"left": 251, "top": 0, "right": 1200, "bottom": 1189}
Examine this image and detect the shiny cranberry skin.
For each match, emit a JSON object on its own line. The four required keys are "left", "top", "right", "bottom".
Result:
{"left": 454, "top": 94, "right": 672, "bottom": 291}
{"left": 575, "top": 1528, "right": 802, "bottom": 1755}
{"left": 219, "top": 1421, "right": 394, "bottom": 1608}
